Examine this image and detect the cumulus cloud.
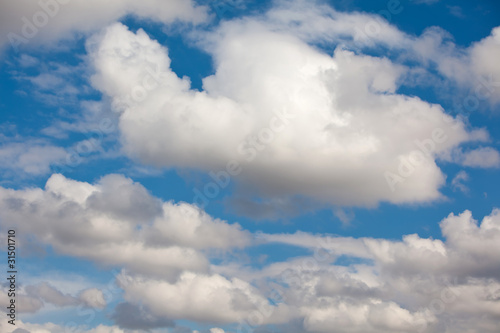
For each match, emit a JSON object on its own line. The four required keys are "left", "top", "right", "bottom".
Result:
{"left": 237, "top": 209, "right": 500, "bottom": 332}
{"left": 87, "top": 21, "right": 486, "bottom": 210}
{"left": 0, "top": 173, "right": 250, "bottom": 280}
{"left": 416, "top": 25, "right": 500, "bottom": 105}
{"left": 469, "top": 27, "right": 500, "bottom": 104}
{"left": 1, "top": 175, "right": 499, "bottom": 331}
{"left": 117, "top": 271, "right": 273, "bottom": 324}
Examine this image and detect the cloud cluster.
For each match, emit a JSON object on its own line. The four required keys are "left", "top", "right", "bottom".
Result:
{"left": 249, "top": 209, "right": 500, "bottom": 332}
{"left": 0, "top": 173, "right": 250, "bottom": 281}
{"left": 1, "top": 1, "right": 500, "bottom": 332}
{"left": 1, "top": 173, "right": 499, "bottom": 332}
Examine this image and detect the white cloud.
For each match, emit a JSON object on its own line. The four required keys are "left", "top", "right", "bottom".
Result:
{"left": 118, "top": 271, "right": 272, "bottom": 324}
{"left": 210, "top": 329, "right": 225, "bottom": 333}
{"left": 0, "top": 141, "right": 67, "bottom": 176}
{"left": 461, "top": 147, "right": 500, "bottom": 168}
{"left": 78, "top": 288, "right": 106, "bottom": 309}
{"left": 239, "top": 209, "right": 500, "bottom": 332}
{"left": 87, "top": 21, "right": 482, "bottom": 209}
{"left": 469, "top": 27, "right": 500, "bottom": 104}
{"left": 0, "top": 0, "right": 208, "bottom": 50}
{"left": 2, "top": 174, "right": 500, "bottom": 332}
{"left": 0, "top": 173, "right": 250, "bottom": 280}
{"left": 0, "top": 290, "right": 43, "bottom": 314}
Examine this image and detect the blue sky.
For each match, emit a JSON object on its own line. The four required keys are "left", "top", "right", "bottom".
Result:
{"left": 0, "top": 0, "right": 500, "bottom": 332}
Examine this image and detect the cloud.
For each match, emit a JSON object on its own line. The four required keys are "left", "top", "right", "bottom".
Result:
{"left": 451, "top": 170, "right": 469, "bottom": 193}
{"left": 0, "top": 321, "right": 129, "bottom": 333}
{"left": 87, "top": 21, "right": 485, "bottom": 211}
{"left": 117, "top": 271, "right": 273, "bottom": 324}
{"left": 25, "top": 282, "right": 79, "bottom": 307}
{"left": 209, "top": 329, "right": 225, "bottom": 333}
{"left": 238, "top": 209, "right": 500, "bottom": 332}
{"left": 0, "top": 173, "right": 251, "bottom": 281}
{"left": 460, "top": 147, "right": 500, "bottom": 168}
{"left": 0, "top": 141, "right": 67, "bottom": 177}
{"left": 110, "top": 302, "right": 174, "bottom": 330}
{"left": 2, "top": 173, "right": 500, "bottom": 332}
{"left": 78, "top": 288, "right": 106, "bottom": 309}
{"left": 419, "top": 26, "right": 500, "bottom": 105}
{"left": 0, "top": 290, "right": 43, "bottom": 314}
{"left": 447, "top": 5, "right": 464, "bottom": 18}
{"left": 0, "top": 0, "right": 208, "bottom": 51}
{"left": 469, "top": 27, "right": 500, "bottom": 104}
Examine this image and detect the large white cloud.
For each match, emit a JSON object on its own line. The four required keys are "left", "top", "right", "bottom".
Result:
{"left": 87, "top": 21, "right": 489, "bottom": 209}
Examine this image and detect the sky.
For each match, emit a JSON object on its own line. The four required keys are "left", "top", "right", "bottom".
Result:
{"left": 0, "top": 0, "right": 499, "bottom": 332}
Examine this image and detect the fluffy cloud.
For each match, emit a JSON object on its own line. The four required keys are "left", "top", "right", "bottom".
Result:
{"left": 78, "top": 288, "right": 106, "bottom": 309}
{"left": 413, "top": 25, "right": 500, "bottom": 105}
{"left": 0, "top": 173, "right": 250, "bottom": 280}
{"left": 0, "top": 0, "right": 207, "bottom": 50}
{"left": 469, "top": 27, "right": 500, "bottom": 104}
{"left": 117, "top": 271, "right": 273, "bottom": 324}
{"left": 87, "top": 21, "right": 486, "bottom": 210}
{"left": 248, "top": 209, "right": 500, "bottom": 332}
{"left": 1, "top": 174, "right": 499, "bottom": 332}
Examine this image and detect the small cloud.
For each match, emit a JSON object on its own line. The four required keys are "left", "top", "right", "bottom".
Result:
{"left": 461, "top": 147, "right": 500, "bottom": 168}
{"left": 451, "top": 170, "right": 469, "bottom": 193}
{"left": 447, "top": 5, "right": 465, "bottom": 18}
{"left": 210, "top": 329, "right": 225, "bottom": 333}
{"left": 412, "top": 0, "right": 440, "bottom": 4}
{"left": 334, "top": 208, "right": 355, "bottom": 226}
{"left": 78, "top": 288, "right": 106, "bottom": 309}
{"left": 17, "top": 54, "right": 39, "bottom": 68}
